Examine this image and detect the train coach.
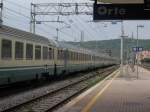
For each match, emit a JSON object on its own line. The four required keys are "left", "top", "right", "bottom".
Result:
{"left": 0, "top": 25, "right": 118, "bottom": 86}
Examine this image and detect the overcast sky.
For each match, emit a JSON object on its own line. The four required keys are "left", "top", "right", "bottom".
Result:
{"left": 2, "top": 0, "right": 150, "bottom": 41}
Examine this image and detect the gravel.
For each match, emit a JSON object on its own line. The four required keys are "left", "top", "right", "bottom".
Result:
{"left": 0, "top": 73, "right": 93, "bottom": 112}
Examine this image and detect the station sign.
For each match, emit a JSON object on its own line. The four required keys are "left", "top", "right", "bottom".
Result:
{"left": 132, "top": 47, "right": 143, "bottom": 52}
{"left": 93, "top": 0, "right": 150, "bottom": 20}
{"left": 144, "top": 0, "right": 150, "bottom": 9}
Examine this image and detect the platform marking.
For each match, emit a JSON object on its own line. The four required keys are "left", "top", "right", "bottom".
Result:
{"left": 81, "top": 71, "right": 120, "bottom": 112}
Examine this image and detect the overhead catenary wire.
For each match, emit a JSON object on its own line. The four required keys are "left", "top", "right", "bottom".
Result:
{"left": 3, "top": 16, "right": 56, "bottom": 39}
{"left": 4, "top": 0, "right": 30, "bottom": 10}
{"left": 64, "top": 15, "right": 84, "bottom": 40}
{"left": 35, "top": 6, "right": 81, "bottom": 40}
{"left": 3, "top": 7, "right": 76, "bottom": 40}
{"left": 32, "top": 4, "right": 80, "bottom": 40}
{"left": 2, "top": 0, "right": 101, "bottom": 41}
{"left": 43, "top": 22, "right": 79, "bottom": 40}
{"left": 3, "top": 7, "right": 56, "bottom": 37}
{"left": 37, "top": 20, "right": 79, "bottom": 41}
{"left": 78, "top": 15, "right": 105, "bottom": 40}
{"left": 4, "top": 7, "right": 30, "bottom": 19}
{"left": 72, "top": 16, "right": 91, "bottom": 40}
{"left": 75, "top": 16, "right": 97, "bottom": 40}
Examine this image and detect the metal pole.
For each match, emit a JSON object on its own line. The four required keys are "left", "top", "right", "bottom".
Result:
{"left": 30, "top": 3, "right": 33, "bottom": 33}
{"left": 120, "top": 21, "right": 124, "bottom": 74}
{"left": 30, "top": 3, "right": 36, "bottom": 33}
{"left": 121, "top": 35, "right": 123, "bottom": 73}
{"left": 136, "top": 25, "right": 139, "bottom": 79}
{"left": 127, "top": 39, "right": 129, "bottom": 64}
{"left": 131, "top": 32, "right": 135, "bottom": 65}
{"left": 56, "top": 28, "right": 59, "bottom": 41}
{"left": 0, "top": 0, "right": 3, "bottom": 27}
{"left": 33, "top": 4, "right": 36, "bottom": 34}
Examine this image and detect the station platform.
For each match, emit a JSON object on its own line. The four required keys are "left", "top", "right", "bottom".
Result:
{"left": 55, "top": 66, "right": 150, "bottom": 112}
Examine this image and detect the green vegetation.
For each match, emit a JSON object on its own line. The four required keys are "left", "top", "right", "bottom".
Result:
{"left": 67, "top": 39, "right": 150, "bottom": 58}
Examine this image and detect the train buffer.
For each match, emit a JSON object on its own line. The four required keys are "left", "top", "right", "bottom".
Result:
{"left": 56, "top": 65, "right": 150, "bottom": 112}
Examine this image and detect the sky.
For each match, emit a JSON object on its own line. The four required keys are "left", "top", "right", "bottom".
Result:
{"left": 2, "top": 0, "right": 150, "bottom": 41}
{"left": 99, "top": 0, "right": 144, "bottom": 4}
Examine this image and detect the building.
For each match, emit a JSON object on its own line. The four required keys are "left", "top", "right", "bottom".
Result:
{"left": 138, "top": 51, "right": 150, "bottom": 61}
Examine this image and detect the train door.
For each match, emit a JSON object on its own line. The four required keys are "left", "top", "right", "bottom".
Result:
{"left": 64, "top": 49, "right": 68, "bottom": 71}
{"left": 53, "top": 47, "right": 58, "bottom": 76}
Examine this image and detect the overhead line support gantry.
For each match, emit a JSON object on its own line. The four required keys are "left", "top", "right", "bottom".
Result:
{"left": 30, "top": 3, "right": 93, "bottom": 34}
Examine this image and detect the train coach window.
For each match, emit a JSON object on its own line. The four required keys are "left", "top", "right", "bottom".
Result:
{"left": 78, "top": 53, "right": 80, "bottom": 60}
{"left": 58, "top": 50, "right": 64, "bottom": 60}
{"left": 74, "top": 53, "right": 77, "bottom": 60}
{"left": 68, "top": 51, "right": 70, "bottom": 60}
{"left": 26, "top": 44, "right": 33, "bottom": 60}
{"left": 48, "top": 48, "right": 53, "bottom": 59}
{"left": 15, "top": 41, "right": 23, "bottom": 59}
{"left": 43, "top": 47, "right": 48, "bottom": 60}
{"left": 1, "top": 39, "right": 12, "bottom": 59}
{"left": 35, "top": 45, "right": 41, "bottom": 60}
{"left": 70, "top": 52, "right": 72, "bottom": 60}
{"left": 57, "top": 50, "right": 60, "bottom": 59}
{"left": 60, "top": 50, "right": 64, "bottom": 60}
{"left": 61, "top": 50, "right": 64, "bottom": 59}
{"left": 73, "top": 52, "right": 75, "bottom": 60}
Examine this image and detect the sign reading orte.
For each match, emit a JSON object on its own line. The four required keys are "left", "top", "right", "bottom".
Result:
{"left": 96, "top": 5, "right": 126, "bottom": 17}
{"left": 94, "top": 3, "right": 150, "bottom": 20}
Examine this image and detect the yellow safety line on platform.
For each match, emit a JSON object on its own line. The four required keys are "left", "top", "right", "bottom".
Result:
{"left": 81, "top": 71, "right": 120, "bottom": 112}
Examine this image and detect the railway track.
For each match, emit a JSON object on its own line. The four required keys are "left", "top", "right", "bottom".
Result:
{"left": 0, "top": 66, "right": 118, "bottom": 112}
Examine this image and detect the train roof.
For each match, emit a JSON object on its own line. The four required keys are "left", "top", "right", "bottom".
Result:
{"left": 57, "top": 42, "right": 118, "bottom": 59}
{"left": 57, "top": 41, "right": 111, "bottom": 57}
{"left": 0, "top": 25, "right": 117, "bottom": 59}
{"left": 0, "top": 25, "right": 56, "bottom": 46}
{"left": 57, "top": 41, "right": 92, "bottom": 53}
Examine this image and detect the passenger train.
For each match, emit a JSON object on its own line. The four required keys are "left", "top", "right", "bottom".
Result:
{"left": 0, "top": 25, "right": 118, "bottom": 86}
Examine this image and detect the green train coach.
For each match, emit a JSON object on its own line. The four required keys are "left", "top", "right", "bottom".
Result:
{"left": 0, "top": 25, "right": 118, "bottom": 86}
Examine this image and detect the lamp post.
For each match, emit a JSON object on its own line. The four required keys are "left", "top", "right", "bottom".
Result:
{"left": 120, "top": 21, "right": 129, "bottom": 75}
{"left": 0, "top": 0, "right": 3, "bottom": 27}
{"left": 136, "top": 24, "right": 144, "bottom": 79}
{"left": 110, "top": 20, "right": 126, "bottom": 74}
{"left": 56, "top": 25, "right": 71, "bottom": 41}
{"left": 120, "top": 21, "right": 124, "bottom": 74}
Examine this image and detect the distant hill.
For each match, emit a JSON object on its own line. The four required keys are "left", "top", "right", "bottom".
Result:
{"left": 67, "top": 39, "right": 150, "bottom": 58}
